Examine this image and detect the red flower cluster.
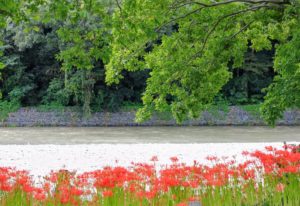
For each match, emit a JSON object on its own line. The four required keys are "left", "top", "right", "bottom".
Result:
{"left": 0, "top": 168, "right": 47, "bottom": 201}
{"left": 250, "top": 145, "right": 300, "bottom": 175}
{"left": 0, "top": 145, "right": 299, "bottom": 205}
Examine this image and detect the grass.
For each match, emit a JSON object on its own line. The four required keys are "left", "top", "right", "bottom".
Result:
{"left": 238, "top": 104, "right": 261, "bottom": 117}
{"left": 120, "top": 102, "right": 143, "bottom": 112}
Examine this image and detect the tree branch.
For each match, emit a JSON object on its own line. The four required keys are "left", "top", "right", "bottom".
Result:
{"left": 229, "top": 20, "right": 255, "bottom": 40}
{"left": 0, "top": 9, "right": 12, "bottom": 17}
{"left": 115, "top": 0, "right": 122, "bottom": 13}
{"left": 192, "top": 0, "right": 289, "bottom": 7}
{"left": 171, "top": 0, "right": 290, "bottom": 10}
{"left": 155, "top": 7, "right": 205, "bottom": 32}
{"left": 115, "top": 0, "right": 288, "bottom": 71}
{"left": 160, "top": 0, "right": 289, "bottom": 31}
{"left": 191, "top": 4, "right": 272, "bottom": 60}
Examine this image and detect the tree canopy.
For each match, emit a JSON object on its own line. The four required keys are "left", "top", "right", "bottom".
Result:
{"left": 106, "top": 0, "right": 299, "bottom": 125}
{"left": 0, "top": 0, "right": 299, "bottom": 125}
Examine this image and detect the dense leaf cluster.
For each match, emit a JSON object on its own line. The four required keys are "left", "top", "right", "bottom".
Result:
{"left": 0, "top": 0, "right": 299, "bottom": 125}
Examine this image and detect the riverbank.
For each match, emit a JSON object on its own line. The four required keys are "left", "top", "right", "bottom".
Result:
{"left": 0, "top": 106, "right": 299, "bottom": 127}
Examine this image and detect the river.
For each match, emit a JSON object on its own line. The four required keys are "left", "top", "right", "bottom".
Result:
{"left": 0, "top": 126, "right": 299, "bottom": 144}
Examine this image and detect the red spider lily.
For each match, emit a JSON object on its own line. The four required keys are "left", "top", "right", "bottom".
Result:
{"left": 102, "top": 190, "right": 113, "bottom": 197}
{"left": 34, "top": 192, "right": 46, "bottom": 201}
{"left": 170, "top": 156, "right": 179, "bottom": 163}
{"left": 43, "top": 182, "right": 51, "bottom": 192}
{"left": 0, "top": 145, "right": 298, "bottom": 206}
{"left": 242, "top": 151, "right": 250, "bottom": 156}
{"left": 60, "top": 195, "right": 70, "bottom": 204}
{"left": 0, "top": 174, "right": 8, "bottom": 182}
{"left": 250, "top": 146, "right": 300, "bottom": 175}
{"left": 265, "top": 146, "right": 275, "bottom": 151}
{"left": 150, "top": 156, "right": 158, "bottom": 162}
{"left": 70, "top": 187, "right": 83, "bottom": 196}
{"left": 46, "top": 171, "right": 58, "bottom": 183}
{"left": 276, "top": 183, "right": 285, "bottom": 192}
{"left": 206, "top": 156, "right": 219, "bottom": 161}
{"left": 22, "top": 184, "right": 35, "bottom": 193}
{"left": 145, "top": 190, "right": 157, "bottom": 199}
{"left": 0, "top": 183, "right": 12, "bottom": 192}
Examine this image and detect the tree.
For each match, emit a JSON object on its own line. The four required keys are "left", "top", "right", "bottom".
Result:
{"left": 0, "top": 0, "right": 148, "bottom": 114}
{"left": 0, "top": 0, "right": 41, "bottom": 99}
{"left": 0, "top": 0, "right": 20, "bottom": 99}
{"left": 261, "top": 22, "right": 300, "bottom": 125}
{"left": 0, "top": 0, "right": 111, "bottom": 115}
{"left": 1, "top": 0, "right": 299, "bottom": 125}
{"left": 221, "top": 49, "right": 274, "bottom": 105}
{"left": 50, "top": 0, "right": 111, "bottom": 116}
{"left": 106, "top": 0, "right": 299, "bottom": 124}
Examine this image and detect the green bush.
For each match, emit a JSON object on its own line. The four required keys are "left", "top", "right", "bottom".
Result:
{"left": 36, "top": 102, "right": 67, "bottom": 112}
{"left": 0, "top": 101, "right": 20, "bottom": 121}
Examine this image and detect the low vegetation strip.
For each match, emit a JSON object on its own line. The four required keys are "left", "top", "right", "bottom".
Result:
{"left": 0, "top": 145, "right": 299, "bottom": 206}
{"left": 1, "top": 106, "right": 300, "bottom": 126}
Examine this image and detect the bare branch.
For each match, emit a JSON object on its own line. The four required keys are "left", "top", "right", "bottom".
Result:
{"left": 115, "top": 0, "right": 122, "bottom": 13}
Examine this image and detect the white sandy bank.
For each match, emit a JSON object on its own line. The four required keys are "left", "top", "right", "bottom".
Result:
{"left": 0, "top": 142, "right": 298, "bottom": 177}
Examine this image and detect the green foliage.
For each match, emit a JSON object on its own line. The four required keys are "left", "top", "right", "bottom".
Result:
{"left": 221, "top": 50, "right": 274, "bottom": 105}
{"left": 0, "top": 0, "right": 299, "bottom": 125}
{"left": 0, "top": 101, "right": 20, "bottom": 121}
{"left": 121, "top": 102, "right": 143, "bottom": 112}
{"left": 261, "top": 23, "right": 300, "bottom": 126}
{"left": 0, "top": 53, "right": 35, "bottom": 104}
{"left": 51, "top": 0, "right": 115, "bottom": 116}
{"left": 106, "top": 0, "right": 300, "bottom": 124}
{"left": 0, "top": 0, "right": 148, "bottom": 116}
{"left": 239, "top": 104, "right": 261, "bottom": 117}
{"left": 42, "top": 78, "right": 70, "bottom": 106}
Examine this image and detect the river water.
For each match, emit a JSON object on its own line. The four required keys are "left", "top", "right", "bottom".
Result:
{"left": 0, "top": 126, "right": 299, "bottom": 144}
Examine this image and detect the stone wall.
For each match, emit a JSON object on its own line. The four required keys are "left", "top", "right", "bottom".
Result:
{"left": 1, "top": 107, "right": 300, "bottom": 126}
